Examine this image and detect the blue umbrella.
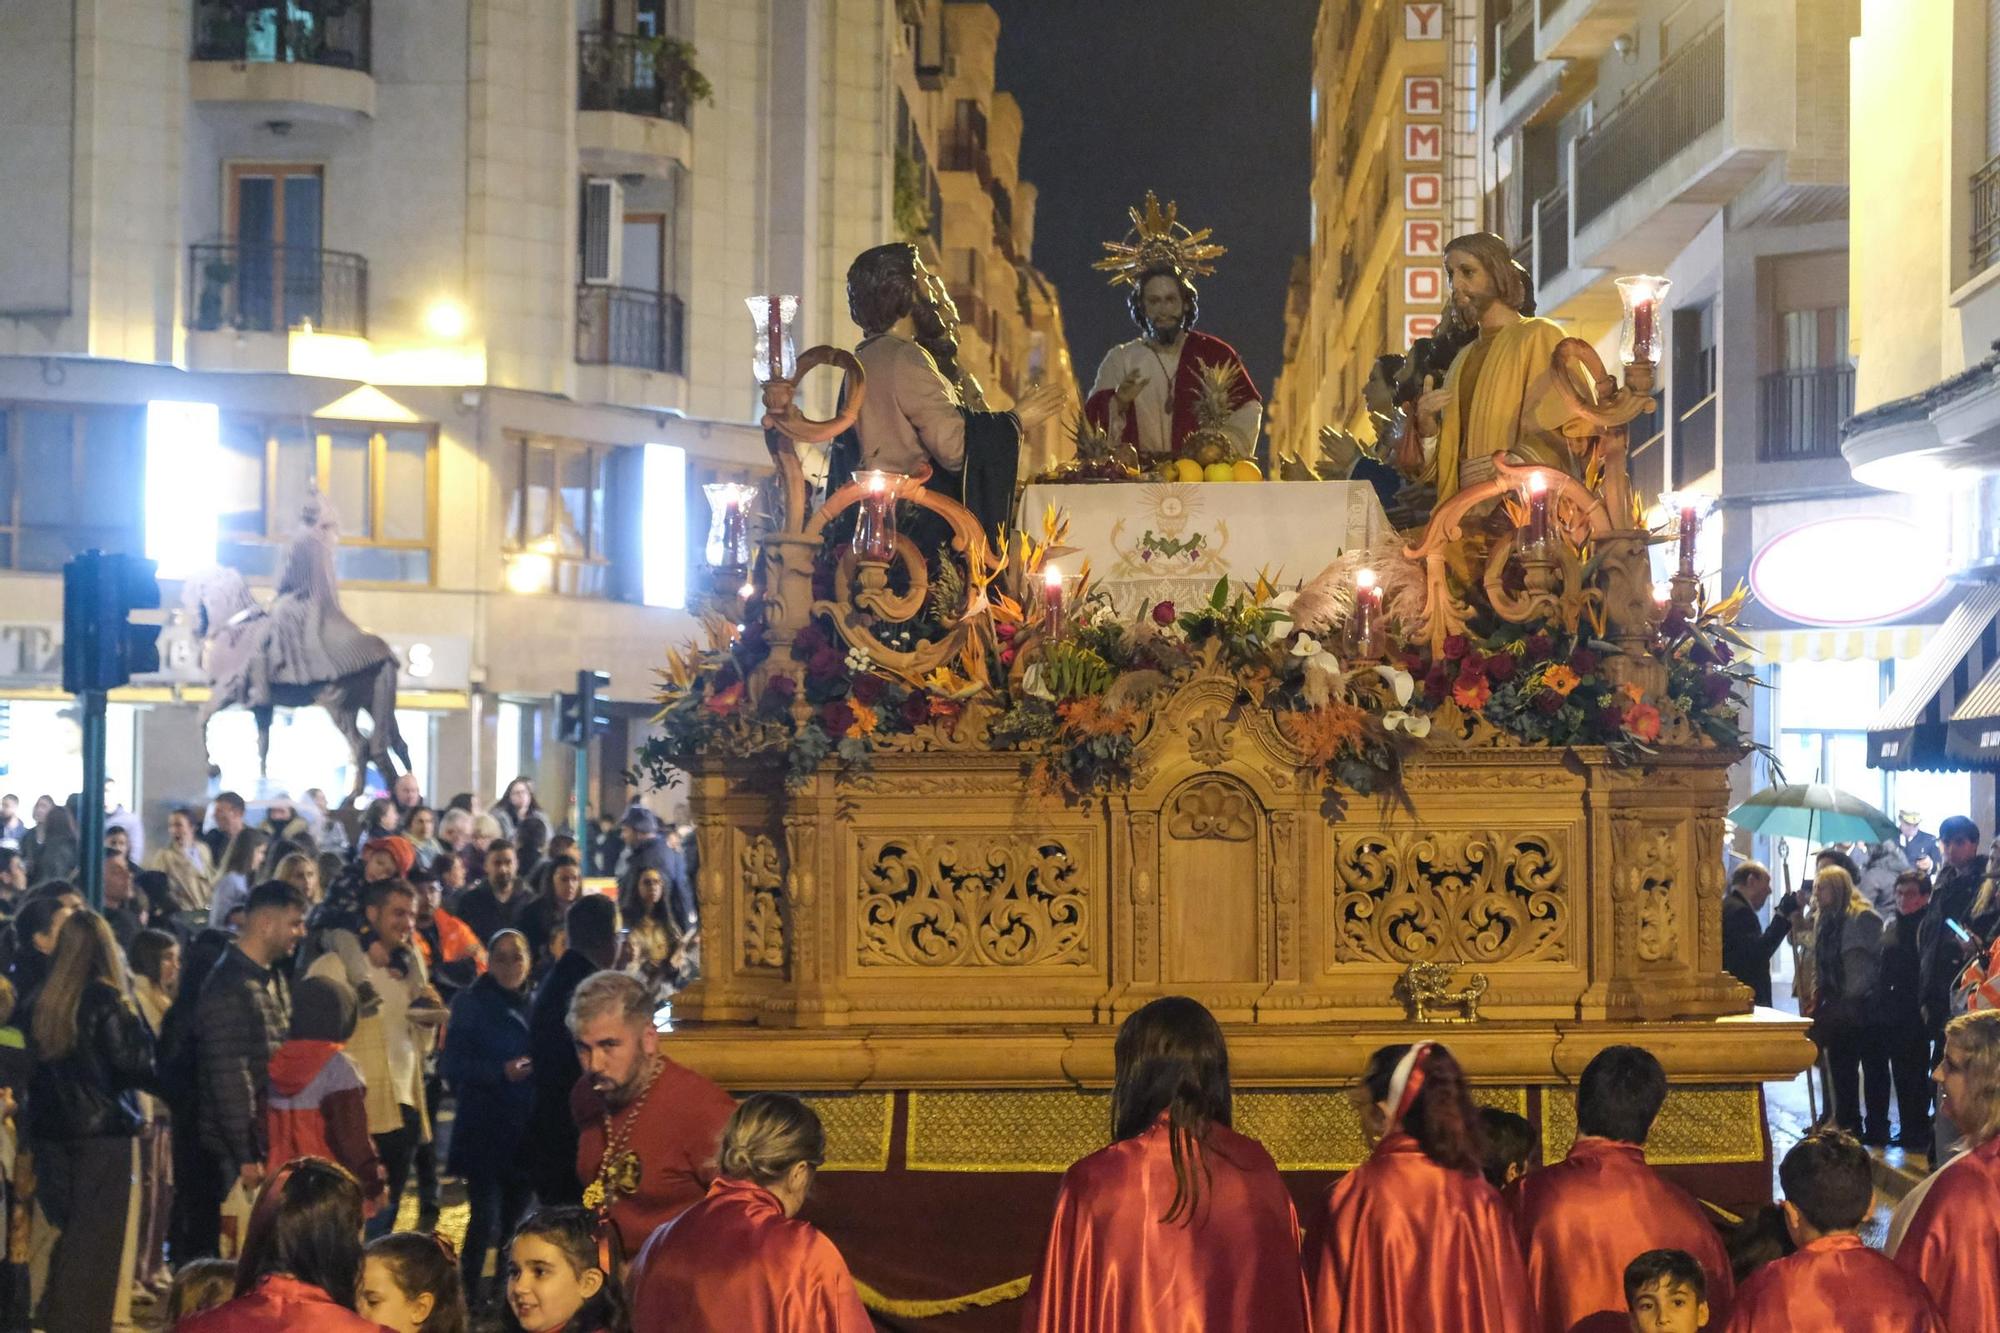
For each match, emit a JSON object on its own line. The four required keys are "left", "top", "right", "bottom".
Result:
{"left": 1726, "top": 782, "right": 1899, "bottom": 846}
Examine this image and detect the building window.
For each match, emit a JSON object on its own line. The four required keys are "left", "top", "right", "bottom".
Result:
{"left": 1670, "top": 301, "right": 1717, "bottom": 486}
{"left": 0, "top": 403, "right": 144, "bottom": 571}
{"left": 505, "top": 433, "right": 615, "bottom": 598}
{"left": 215, "top": 415, "right": 435, "bottom": 585}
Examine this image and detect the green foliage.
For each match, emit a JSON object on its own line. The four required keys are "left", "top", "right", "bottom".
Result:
{"left": 893, "top": 149, "right": 931, "bottom": 243}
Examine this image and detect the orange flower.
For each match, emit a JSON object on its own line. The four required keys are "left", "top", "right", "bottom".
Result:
{"left": 1452, "top": 677, "right": 1492, "bottom": 710}
{"left": 1277, "top": 703, "right": 1370, "bottom": 767}
{"left": 1622, "top": 702, "right": 1662, "bottom": 742}
{"left": 1541, "top": 664, "right": 1581, "bottom": 697}
{"left": 847, "top": 701, "right": 880, "bottom": 738}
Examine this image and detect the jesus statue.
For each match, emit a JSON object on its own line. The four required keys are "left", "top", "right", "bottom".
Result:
{"left": 1083, "top": 193, "right": 1262, "bottom": 463}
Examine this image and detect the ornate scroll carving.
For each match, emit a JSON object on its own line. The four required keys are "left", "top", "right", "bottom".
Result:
{"left": 1272, "top": 812, "right": 1299, "bottom": 973}
{"left": 783, "top": 814, "right": 819, "bottom": 982}
{"left": 858, "top": 837, "right": 1089, "bottom": 968}
{"left": 1613, "top": 822, "right": 1680, "bottom": 964}
{"left": 1186, "top": 703, "right": 1235, "bottom": 768}
{"left": 1166, "top": 779, "right": 1257, "bottom": 841}
{"left": 740, "top": 835, "right": 786, "bottom": 970}
{"left": 1332, "top": 830, "right": 1568, "bottom": 964}
{"left": 1130, "top": 812, "right": 1159, "bottom": 978}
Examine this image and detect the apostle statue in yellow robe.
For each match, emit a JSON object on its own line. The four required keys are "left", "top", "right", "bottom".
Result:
{"left": 1411, "top": 232, "right": 1577, "bottom": 502}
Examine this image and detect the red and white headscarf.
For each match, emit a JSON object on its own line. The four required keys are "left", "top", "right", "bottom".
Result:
{"left": 1383, "top": 1041, "right": 1436, "bottom": 1134}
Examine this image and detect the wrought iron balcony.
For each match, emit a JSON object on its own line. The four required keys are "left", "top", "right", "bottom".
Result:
{"left": 1758, "top": 366, "right": 1855, "bottom": 462}
{"left": 188, "top": 243, "right": 367, "bottom": 336}
{"left": 1535, "top": 185, "right": 1570, "bottom": 281}
{"left": 192, "top": 0, "right": 371, "bottom": 71}
{"left": 578, "top": 32, "right": 692, "bottom": 124}
{"left": 1574, "top": 21, "right": 1724, "bottom": 230}
{"left": 1973, "top": 152, "right": 2000, "bottom": 273}
{"left": 576, "top": 286, "right": 685, "bottom": 375}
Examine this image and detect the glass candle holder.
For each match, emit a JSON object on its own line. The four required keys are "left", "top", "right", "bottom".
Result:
{"left": 1520, "top": 469, "right": 1552, "bottom": 553}
{"left": 1346, "top": 568, "right": 1387, "bottom": 660}
{"left": 746, "top": 294, "right": 799, "bottom": 383}
{"left": 851, "top": 470, "right": 902, "bottom": 563}
{"left": 1616, "top": 275, "right": 1672, "bottom": 366}
{"left": 1042, "top": 562, "right": 1064, "bottom": 637}
{"left": 702, "top": 482, "right": 758, "bottom": 571}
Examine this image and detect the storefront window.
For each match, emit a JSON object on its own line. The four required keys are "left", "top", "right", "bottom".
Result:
{"left": 0, "top": 700, "right": 138, "bottom": 818}
{"left": 505, "top": 433, "right": 618, "bottom": 598}
{"left": 204, "top": 705, "right": 435, "bottom": 802}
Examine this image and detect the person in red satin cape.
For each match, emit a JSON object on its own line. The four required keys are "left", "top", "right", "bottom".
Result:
{"left": 1021, "top": 996, "right": 1310, "bottom": 1333}
{"left": 1727, "top": 1130, "right": 1946, "bottom": 1331}
{"left": 627, "top": 1093, "right": 871, "bottom": 1333}
{"left": 1305, "top": 1041, "right": 1537, "bottom": 1333}
{"left": 1509, "top": 1046, "right": 1734, "bottom": 1332}
{"left": 1889, "top": 1009, "right": 2000, "bottom": 1331}
{"left": 567, "top": 971, "right": 736, "bottom": 1262}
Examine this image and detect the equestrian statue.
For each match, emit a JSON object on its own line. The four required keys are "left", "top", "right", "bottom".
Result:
{"left": 183, "top": 490, "right": 411, "bottom": 798}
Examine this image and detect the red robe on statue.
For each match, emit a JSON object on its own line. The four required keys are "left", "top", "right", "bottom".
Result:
{"left": 625, "top": 1177, "right": 873, "bottom": 1333}
{"left": 1306, "top": 1133, "right": 1537, "bottom": 1333}
{"left": 1891, "top": 1135, "right": 2000, "bottom": 1332}
{"left": 571, "top": 1056, "right": 737, "bottom": 1262}
{"left": 1083, "top": 329, "right": 1261, "bottom": 459}
{"left": 1727, "top": 1233, "right": 1946, "bottom": 1332}
{"left": 1020, "top": 1117, "right": 1310, "bottom": 1333}
{"left": 1508, "top": 1136, "right": 1735, "bottom": 1333}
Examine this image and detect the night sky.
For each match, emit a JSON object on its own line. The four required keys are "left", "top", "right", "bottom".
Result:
{"left": 987, "top": 0, "right": 1317, "bottom": 399}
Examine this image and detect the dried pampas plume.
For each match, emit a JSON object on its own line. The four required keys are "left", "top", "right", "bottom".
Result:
{"left": 1287, "top": 542, "right": 1426, "bottom": 635}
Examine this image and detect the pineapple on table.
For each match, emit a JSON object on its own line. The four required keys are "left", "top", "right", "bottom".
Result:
{"left": 1181, "top": 363, "right": 1261, "bottom": 481}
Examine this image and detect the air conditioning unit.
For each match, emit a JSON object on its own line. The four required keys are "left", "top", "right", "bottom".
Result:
{"left": 580, "top": 176, "right": 624, "bottom": 286}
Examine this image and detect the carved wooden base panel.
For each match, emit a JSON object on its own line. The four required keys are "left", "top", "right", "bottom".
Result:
{"left": 674, "top": 738, "right": 1759, "bottom": 1030}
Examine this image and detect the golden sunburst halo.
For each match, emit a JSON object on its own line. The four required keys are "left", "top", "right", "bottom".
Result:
{"left": 1094, "top": 190, "right": 1227, "bottom": 287}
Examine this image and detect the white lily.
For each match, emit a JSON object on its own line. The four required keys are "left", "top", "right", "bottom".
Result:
{"left": 1266, "top": 588, "right": 1300, "bottom": 640}
{"left": 1022, "top": 662, "right": 1054, "bottom": 702}
{"left": 1374, "top": 665, "right": 1416, "bottom": 707}
{"left": 1383, "top": 709, "right": 1433, "bottom": 737}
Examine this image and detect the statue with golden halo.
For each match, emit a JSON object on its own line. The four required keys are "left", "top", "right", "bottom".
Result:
{"left": 1085, "top": 193, "right": 1263, "bottom": 466}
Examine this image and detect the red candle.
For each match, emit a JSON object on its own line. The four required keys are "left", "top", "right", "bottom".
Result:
{"left": 1043, "top": 563, "right": 1064, "bottom": 636}
{"left": 766, "top": 295, "right": 784, "bottom": 382}
{"left": 853, "top": 472, "right": 898, "bottom": 562}
{"left": 1677, "top": 503, "right": 1697, "bottom": 577}
{"left": 1632, "top": 299, "right": 1655, "bottom": 362}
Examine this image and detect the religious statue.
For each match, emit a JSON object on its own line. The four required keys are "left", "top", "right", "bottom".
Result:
{"left": 183, "top": 491, "right": 412, "bottom": 798}
{"left": 830, "top": 242, "right": 1063, "bottom": 540}
{"left": 1085, "top": 193, "right": 1262, "bottom": 464}
{"left": 1409, "top": 232, "right": 1576, "bottom": 502}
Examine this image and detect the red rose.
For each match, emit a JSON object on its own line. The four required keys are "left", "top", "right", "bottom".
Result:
{"left": 794, "top": 624, "right": 829, "bottom": 657}
{"left": 820, "top": 700, "right": 855, "bottom": 736}
{"left": 1442, "top": 634, "right": 1469, "bottom": 660}
{"left": 1000, "top": 647, "right": 1016, "bottom": 666}
{"left": 900, "top": 693, "right": 931, "bottom": 728}
{"left": 763, "top": 674, "right": 797, "bottom": 701}
{"left": 1460, "top": 650, "right": 1488, "bottom": 679}
{"left": 1396, "top": 650, "right": 1428, "bottom": 674}
{"left": 1533, "top": 690, "right": 1564, "bottom": 715}
{"left": 996, "top": 621, "right": 1017, "bottom": 641}
{"left": 1423, "top": 666, "right": 1451, "bottom": 701}
{"left": 851, "top": 673, "right": 886, "bottom": 705}
{"left": 1152, "top": 601, "right": 1178, "bottom": 626}
{"left": 1570, "top": 649, "right": 1599, "bottom": 676}
{"left": 1525, "top": 633, "right": 1554, "bottom": 659}
{"left": 1661, "top": 608, "right": 1689, "bottom": 637}
{"left": 1596, "top": 704, "right": 1625, "bottom": 732}
{"left": 1486, "top": 652, "right": 1517, "bottom": 682}
{"left": 807, "top": 647, "right": 844, "bottom": 680}
{"left": 1702, "top": 673, "right": 1735, "bottom": 705}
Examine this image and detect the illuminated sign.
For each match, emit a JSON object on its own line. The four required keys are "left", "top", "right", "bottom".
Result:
{"left": 642, "top": 442, "right": 689, "bottom": 610}
{"left": 1405, "top": 3, "right": 1444, "bottom": 39}
{"left": 1749, "top": 516, "right": 1950, "bottom": 627}
{"left": 145, "top": 401, "right": 221, "bottom": 579}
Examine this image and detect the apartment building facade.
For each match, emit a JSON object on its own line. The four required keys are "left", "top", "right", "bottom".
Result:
{"left": 0, "top": 0, "right": 1067, "bottom": 838}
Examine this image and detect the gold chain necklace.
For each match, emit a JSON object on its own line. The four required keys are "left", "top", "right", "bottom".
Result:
{"left": 581, "top": 1055, "right": 665, "bottom": 1212}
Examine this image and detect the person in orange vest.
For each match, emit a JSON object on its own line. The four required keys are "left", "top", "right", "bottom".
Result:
{"left": 409, "top": 864, "right": 484, "bottom": 1000}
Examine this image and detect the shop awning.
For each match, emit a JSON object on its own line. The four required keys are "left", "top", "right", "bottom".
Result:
{"left": 1948, "top": 654, "right": 2000, "bottom": 769}
{"left": 1867, "top": 583, "right": 2000, "bottom": 771}
{"left": 1742, "top": 625, "right": 1933, "bottom": 663}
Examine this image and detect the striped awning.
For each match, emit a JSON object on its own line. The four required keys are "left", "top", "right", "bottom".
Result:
{"left": 1741, "top": 625, "right": 1933, "bottom": 663}
{"left": 1868, "top": 583, "right": 2000, "bottom": 771}
{"left": 1948, "top": 655, "right": 2000, "bottom": 768}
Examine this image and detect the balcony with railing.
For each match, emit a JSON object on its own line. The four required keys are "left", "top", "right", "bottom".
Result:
{"left": 188, "top": 243, "right": 367, "bottom": 337}
{"left": 1573, "top": 21, "right": 1725, "bottom": 232}
{"left": 1758, "top": 366, "right": 1854, "bottom": 463}
{"left": 1535, "top": 185, "right": 1570, "bottom": 282}
{"left": 579, "top": 32, "right": 693, "bottom": 124}
{"left": 193, "top": 0, "right": 370, "bottom": 69}
{"left": 576, "top": 286, "right": 685, "bottom": 376}
{"left": 1973, "top": 152, "right": 2000, "bottom": 275}
{"left": 191, "top": 0, "right": 374, "bottom": 118}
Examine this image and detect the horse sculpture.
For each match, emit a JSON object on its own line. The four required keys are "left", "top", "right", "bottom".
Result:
{"left": 183, "top": 492, "right": 411, "bottom": 799}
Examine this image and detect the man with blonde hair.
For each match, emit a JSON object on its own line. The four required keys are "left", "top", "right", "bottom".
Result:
{"left": 1888, "top": 1009, "right": 2000, "bottom": 1328}
{"left": 568, "top": 967, "right": 736, "bottom": 1262}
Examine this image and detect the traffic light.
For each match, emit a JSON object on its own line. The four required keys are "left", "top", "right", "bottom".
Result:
{"left": 62, "top": 551, "right": 162, "bottom": 693}
{"left": 557, "top": 690, "right": 584, "bottom": 746}
{"left": 583, "top": 669, "right": 613, "bottom": 737}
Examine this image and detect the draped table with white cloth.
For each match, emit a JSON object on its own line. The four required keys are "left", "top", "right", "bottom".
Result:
{"left": 1016, "top": 480, "right": 1393, "bottom": 618}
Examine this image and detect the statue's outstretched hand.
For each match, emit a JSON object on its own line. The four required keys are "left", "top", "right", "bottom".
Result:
{"left": 1014, "top": 381, "right": 1067, "bottom": 433}
{"left": 1415, "top": 375, "right": 1451, "bottom": 438}
{"left": 1113, "top": 369, "right": 1146, "bottom": 406}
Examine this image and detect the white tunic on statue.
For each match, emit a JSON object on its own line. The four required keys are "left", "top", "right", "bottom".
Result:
{"left": 1090, "top": 337, "right": 1263, "bottom": 458}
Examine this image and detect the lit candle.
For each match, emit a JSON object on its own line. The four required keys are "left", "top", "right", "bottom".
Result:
{"left": 1677, "top": 502, "right": 1698, "bottom": 578}
{"left": 1351, "top": 567, "right": 1385, "bottom": 659}
{"left": 1043, "top": 562, "right": 1064, "bottom": 636}
{"left": 1616, "top": 275, "right": 1672, "bottom": 366}
{"left": 1523, "top": 470, "right": 1550, "bottom": 551}
{"left": 852, "top": 470, "right": 899, "bottom": 562}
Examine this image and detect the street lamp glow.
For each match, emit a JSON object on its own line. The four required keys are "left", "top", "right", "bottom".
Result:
{"left": 145, "top": 400, "right": 221, "bottom": 578}
{"left": 424, "top": 299, "right": 469, "bottom": 340}
{"left": 642, "top": 442, "right": 689, "bottom": 609}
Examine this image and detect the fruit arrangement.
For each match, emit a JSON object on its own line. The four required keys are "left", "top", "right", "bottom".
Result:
{"left": 1030, "top": 416, "right": 1141, "bottom": 484}
{"left": 1159, "top": 363, "right": 1263, "bottom": 482}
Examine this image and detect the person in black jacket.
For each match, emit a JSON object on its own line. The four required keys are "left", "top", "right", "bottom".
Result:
{"left": 26, "top": 909, "right": 155, "bottom": 1333}
{"left": 1721, "top": 861, "right": 1800, "bottom": 1008}
{"left": 523, "top": 895, "right": 620, "bottom": 1208}
{"left": 1917, "top": 818, "right": 1988, "bottom": 1052}
{"left": 442, "top": 928, "right": 536, "bottom": 1307}
{"left": 1879, "top": 870, "right": 1933, "bottom": 1154}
